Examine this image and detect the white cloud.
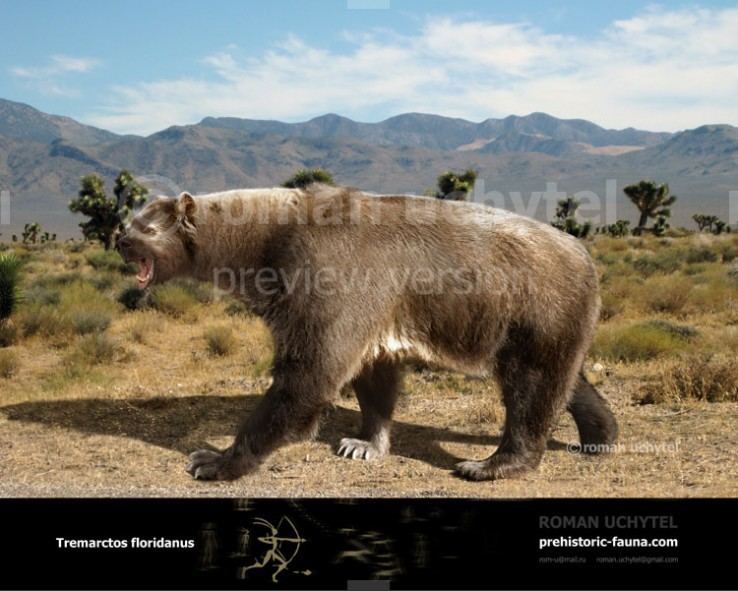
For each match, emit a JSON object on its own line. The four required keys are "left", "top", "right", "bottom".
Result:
{"left": 11, "top": 54, "right": 99, "bottom": 96}
{"left": 87, "top": 6, "right": 738, "bottom": 135}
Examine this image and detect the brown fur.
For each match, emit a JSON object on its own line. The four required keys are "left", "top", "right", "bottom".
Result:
{"left": 118, "top": 185, "right": 618, "bottom": 481}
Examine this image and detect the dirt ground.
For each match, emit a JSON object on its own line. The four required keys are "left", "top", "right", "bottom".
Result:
{"left": 2, "top": 370, "right": 736, "bottom": 498}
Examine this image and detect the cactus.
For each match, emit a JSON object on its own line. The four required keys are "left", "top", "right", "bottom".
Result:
{"left": 0, "top": 253, "right": 22, "bottom": 321}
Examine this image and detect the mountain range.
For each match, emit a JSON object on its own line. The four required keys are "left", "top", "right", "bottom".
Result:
{"left": 1, "top": 97, "right": 736, "bottom": 237}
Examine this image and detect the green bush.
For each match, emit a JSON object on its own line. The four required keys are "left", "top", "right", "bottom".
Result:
{"left": 720, "top": 246, "right": 738, "bottom": 263}
{"left": 58, "top": 282, "right": 116, "bottom": 335}
{"left": 684, "top": 246, "right": 718, "bottom": 264}
{"left": 118, "top": 287, "right": 149, "bottom": 310}
{"left": 24, "top": 284, "right": 61, "bottom": 305}
{"left": 639, "top": 275, "right": 692, "bottom": 314}
{"left": 88, "top": 272, "right": 121, "bottom": 292}
{"left": 172, "top": 278, "right": 214, "bottom": 304}
{"left": 592, "top": 321, "right": 690, "bottom": 362}
{"left": 86, "top": 250, "right": 136, "bottom": 274}
{"left": 18, "top": 304, "right": 64, "bottom": 337}
{"left": 150, "top": 284, "right": 198, "bottom": 318}
{"left": 640, "top": 319, "right": 699, "bottom": 339}
{"left": 224, "top": 299, "right": 251, "bottom": 317}
{"left": 70, "top": 310, "right": 112, "bottom": 335}
{"left": 21, "top": 282, "right": 116, "bottom": 337}
{"left": 632, "top": 250, "right": 683, "bottom": 276}
{"left": 73, "top": 333, "right": 118, "bottom": 365}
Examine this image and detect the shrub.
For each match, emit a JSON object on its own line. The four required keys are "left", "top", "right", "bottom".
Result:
{"left": 683, "top": 263, "right": 707, "bottom": 276}
{"left": 58, "top": 282, "right": 116, "bottom": 335}
{"left": 719, "top": 244, "right": 738, "bottom": 263}
{"left": 282, "top": 168, "right": 335, "bottom": 189}
{"left": 639, "top": 355, "right": 738, "bottom": 403}
{"left": 599, "top": 291, "right": 624, "bottom": 321}
{"left": 71, "top": 310, "right": 112, "bottom": 335}
{"left": 684, "top": 246, "right": 718, "bottom": 264}
{"left": 72, "top": 333, "right": 118, "bottom": 365}
{"left": 173, "top": 278, "right": 214, "bottom": 304}
{"left": 20, "top": 282, "right": 116, "bottom": 337}
{"left": 592, "top": 321, "right": 690, "bottom": 362}
{"left": 687, "top": 281, "right": 735, "bottom": 314}
{"left": 632, "top": 251, "right": 683, "bottom": 276}
{"left": 88, "top": 272, "right": 121, "bottom": 291}
{"left": 128, "top": 313, "right": 156, "bottom": 344}
{"left": 18, "top": 304, "right": 64, "bottom": 337}
{"left": 0, "top": 349, "right": 19, "bottom": 378}
{"left": 639, "top": 275, "right": 692, "bottom": 314}
{"left": 224, "top": 299, "right": 251, "bottom": 317}
{"left": 86, "top": 249, "right": 137, "bottom": 274}
{"left": 28, "top": 272, "right": 78, "bottom": 290}
{"left": 118, "top": 287, "right": 149, "bottom": 311}
{"left": 150, "top": 284, "right": 198, "bottom": 318}
{"left": 204, "top": 325, "right": 237, "bottom": 356}
{"left": 0, "top": 319, "right": 18, "bottom": 347}
{"left": 24, "top": 284, "right": 61, "bottom": 305}
{"left": 640, "top": 320, "right": 698, "bottom": 339}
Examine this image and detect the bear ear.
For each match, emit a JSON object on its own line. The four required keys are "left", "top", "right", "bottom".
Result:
{"left": 176, "top": 191, "right": 196, "bottom": 222}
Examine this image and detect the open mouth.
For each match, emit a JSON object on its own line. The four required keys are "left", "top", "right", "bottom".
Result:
{"left": 136, "top": 257, "right": 155, "bottom": 289}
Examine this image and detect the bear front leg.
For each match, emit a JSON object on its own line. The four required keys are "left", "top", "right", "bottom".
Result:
{"left": 187, "top": 370, "right": 333, "bottom": 481}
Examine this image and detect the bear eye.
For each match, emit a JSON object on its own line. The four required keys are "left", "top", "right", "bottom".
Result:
{"left": 143, "top": 226, "right": 156, "bottom": 235}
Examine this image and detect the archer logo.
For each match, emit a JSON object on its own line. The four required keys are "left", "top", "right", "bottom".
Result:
{"left": 237, "top": 515, "right": 311, "bottom": 583}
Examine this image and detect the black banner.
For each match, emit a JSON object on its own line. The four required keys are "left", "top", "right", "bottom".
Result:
{"left": 1, "top": 498, "right": 734, "bottom": 590}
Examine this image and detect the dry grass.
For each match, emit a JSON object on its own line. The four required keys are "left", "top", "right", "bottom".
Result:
{"left": 203, "top": 325, "right": 237, "bottom": 356}
{"left": 0, "top": 348, "right": 19, "bottom": 378}
{"left": 0, "top": 236, "right": 736, "bottom": 497}
{"left": 639, "top": 354, "right": 738, "bottom": 404}
{"left": 0, "top": 319, "right": 19, "bottom": 347}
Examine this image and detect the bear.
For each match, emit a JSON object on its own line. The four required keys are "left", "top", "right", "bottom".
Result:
{"left": 116, "top": 184, "right": 617, "bottom": 481}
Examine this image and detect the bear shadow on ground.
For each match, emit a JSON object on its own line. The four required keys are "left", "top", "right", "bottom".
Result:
{"left": 0, "top": 394, "right": 570, "bottom": 471}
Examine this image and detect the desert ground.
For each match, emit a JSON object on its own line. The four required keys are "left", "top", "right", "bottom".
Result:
{"left": 0, "top": 233, "right": 737, "bottom": 497}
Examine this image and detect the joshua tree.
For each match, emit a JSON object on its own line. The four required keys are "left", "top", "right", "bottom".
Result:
{"left": 623, "top": 180, "right": 676, "bottom": 236}
{"left": 282, "top": 168, "right": 335, "bottom": 189}
{"left": 69, "top": 170, "right": 149, "bottom": 249}
{"left": 22, "top": 222, "right": 41, "bottom": 244}
{"left": 693, "top": 214, "right": 718, "bottom": 232}
{"left": 435, "top": 169, "right": 477, "bottom": 201}
{"left": 551, "top": 196, "right": 592, "bottom": 238}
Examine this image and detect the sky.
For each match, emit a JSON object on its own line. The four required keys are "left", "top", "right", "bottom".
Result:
{"left": 1, "top": 0, "right": 737, "bottom": 135}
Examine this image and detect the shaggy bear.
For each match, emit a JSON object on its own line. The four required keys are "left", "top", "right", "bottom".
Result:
{"left": 117, "top": 184, "right": 617, "bottom": 481}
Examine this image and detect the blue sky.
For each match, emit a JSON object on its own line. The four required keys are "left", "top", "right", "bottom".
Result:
{"left": 1, "top": 0, "right": 737, "bottom": 134}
